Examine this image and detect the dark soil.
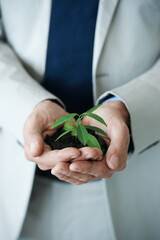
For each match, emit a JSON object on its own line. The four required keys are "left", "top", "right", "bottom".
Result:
{"left": 45, "top": 128, "right": 108, "bottom": 155}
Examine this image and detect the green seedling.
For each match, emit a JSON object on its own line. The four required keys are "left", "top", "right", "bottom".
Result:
{"left": 51, "top": 104, "right": 107, "bottom": 153}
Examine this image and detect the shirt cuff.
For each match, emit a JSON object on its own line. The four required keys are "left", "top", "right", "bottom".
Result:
{"left": 102, "top": 95, "right": 122, "bottom": 103}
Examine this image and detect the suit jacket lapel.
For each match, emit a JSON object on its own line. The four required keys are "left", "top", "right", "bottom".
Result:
{"left": 93, "top": 0, "right": 119, "bottom": 76}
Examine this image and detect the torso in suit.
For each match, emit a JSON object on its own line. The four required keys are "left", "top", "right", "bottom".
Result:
{"left": 0, "top": 0, "right": 160, "bottom": 239}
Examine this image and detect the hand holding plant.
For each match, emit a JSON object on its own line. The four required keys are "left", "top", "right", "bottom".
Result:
{"left": 51, "top": 104, "right": 107, "bottom": 153}
{"left": 24, "top": 99, "right": 130, "bottom": 185}
{"left": 50, "top": 100, "right": 130, "bottom": 184}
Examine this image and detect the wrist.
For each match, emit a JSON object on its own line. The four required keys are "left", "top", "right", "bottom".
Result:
{"left": 104, "top": 100, "right": 130, "bottom": 127}
{"left": 42, "top": 99, "right": 64, "bottom": 108}
{"left": 36, "top": 99, "right": 64, "bottom": 111}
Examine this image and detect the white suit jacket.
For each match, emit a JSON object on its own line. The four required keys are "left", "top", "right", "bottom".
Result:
{"left": 0, "top": 0, "right": 160, "bottom": 239}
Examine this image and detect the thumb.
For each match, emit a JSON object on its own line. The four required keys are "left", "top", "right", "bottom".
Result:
{"left": 106, "top": 121, "right": 129, "bottom": 171}
{"left": 29, "top": 132, "right": 44, "bottom": 157}
{"left": 23, "top": 115, "right": 44, "bottom": 158}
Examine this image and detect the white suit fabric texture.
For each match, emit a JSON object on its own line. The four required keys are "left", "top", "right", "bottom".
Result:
{"left": 0, "top": 0, "right": 160, "bottom": 240}
{"left": 19, "top": 176, "right": 113, "bottom": 240}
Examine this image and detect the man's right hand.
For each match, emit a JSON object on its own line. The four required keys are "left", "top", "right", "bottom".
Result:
{"left": 23, "top": 100, "right": 102, "bottom": 184}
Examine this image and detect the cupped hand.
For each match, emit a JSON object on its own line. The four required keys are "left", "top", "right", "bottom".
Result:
{"left": 23, "top": 100, "right": 102, "bottom": 183}
{"left": 65, "top": 100, "right": 130, "bottom": 183}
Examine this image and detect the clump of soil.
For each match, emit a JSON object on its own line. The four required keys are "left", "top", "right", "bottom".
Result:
{"left": 45, "top": 127, "right": 108, "bottom": 155}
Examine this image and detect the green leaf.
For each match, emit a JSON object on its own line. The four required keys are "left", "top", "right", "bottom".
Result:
{"left": 85, "top": 125, "right": 107, "bottom": 136}
{"left": 75, "top": 118, "right": 81, "bottom": 126}
{"left": 86, "top": 134, "right": 102, "bottom": 153}
{"left": 51, "top": 113, "right": 77, "bottom": 129}
{"left": 67, "top": 118, "right": 76, "bottom": 123}
{"left": 63, "top": 123, "right": 77, "bottom": 137}
{"left": 77, "top": 124, "right": 88, "bottom": 145}
{"left": 82, "top": 112, "right": 107, "bottom": 127}
{"left": 71, "top": 127, "right": 77, "bottom": 136}
{"left": 63, "top": 123, "right": 75, "bottom": 131}
{"left": 56, "top": 129, "right": 72, "bottom": 141}
{"left": 84, "top": 104, "right": 102, "bottom": 114}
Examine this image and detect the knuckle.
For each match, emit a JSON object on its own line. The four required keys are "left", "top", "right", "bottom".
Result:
{"left": 57, "top": 174, "right": 66, "bottom": 181}
{"left": 48, "top": 160, "right": 56, "bottom": 169}
{"left": 87, "top": 148, "right": 95, "bottom": 155}
{"left": 87, "top": 175, "right": 96, "bottom": 181}
{"left": 53, "top": 169, "right": 59, "bottom": 175}
{"left": 56, "top": 165, "right": 66, "bottom": 173}
{"left": 44, "top": 155, "right": 56, "bottom": 168}
{"left": 118, "top": 162, "right": 127, "bottom": 171}
{"left": 74, "top": 181, "right": 84, "bottom": 185}
{"left": 37, "top": 164, "right": 49, "bottom": 171}
{"left": 94, "top": 172, "right": 101, "bottom": 178}
{"left": 79, "top": 177, "right": 89, "bottom": 182}
{"left": 24, "top": 146, "right": 32, "bottom": 162}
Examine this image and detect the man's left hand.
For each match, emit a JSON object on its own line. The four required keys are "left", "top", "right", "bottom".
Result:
{"left": 52, "top": 101, "right": 130, "bottom": 184}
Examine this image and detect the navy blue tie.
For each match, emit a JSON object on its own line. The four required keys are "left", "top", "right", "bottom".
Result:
{"left": 43, "top": 0, "right": 99, "bottom": 114}
{"left": 36, "top": 0, "right": 99, "bottom": 180}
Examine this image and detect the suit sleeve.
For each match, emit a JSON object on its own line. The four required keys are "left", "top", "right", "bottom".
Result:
{"left": 97, "top": 57, "right": 160, "bottom": 156}
{"left": 0, "top": 17, "right": 65, "bottom": 144}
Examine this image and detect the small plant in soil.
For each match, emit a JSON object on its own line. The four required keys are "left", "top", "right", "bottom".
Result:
{"left": 46, "top": 104, "right": 108, "bottom": 154}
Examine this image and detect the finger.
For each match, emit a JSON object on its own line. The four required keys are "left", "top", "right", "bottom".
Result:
{"left": 51, "top": 162, "right": 98, "bottom": 182}
{"left": 69, "top": 160, "right": 113, "bottom": 178}
{"left": 71, "top": 147, "right": 103, "bottom": 162}
{"left": 116, "top": 161, "right": 127, "bottom": 172}
{"left": 24, "top": 143, "right": 49, "bottom": 163}
{"left": 51, "top": 172, "right": 86, "bottom": 185}
{"left": 106, "top": 120, "right": 129, "bottom": 171}
{"left": 26, "top": 131, "right": 44, "bottom": 157}
{"left": 25, "top": 144, "right": 81, "bottom": 169}
{"left": 23, "top": 114, "right": 44, "bottom": 157}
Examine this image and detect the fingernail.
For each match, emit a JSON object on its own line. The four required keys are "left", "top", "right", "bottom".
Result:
{"left": 110, "top": 155, "right": 119, "bottom": 169}
{"left": 70, "top": 165, "right": 79, "bottom": 172}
